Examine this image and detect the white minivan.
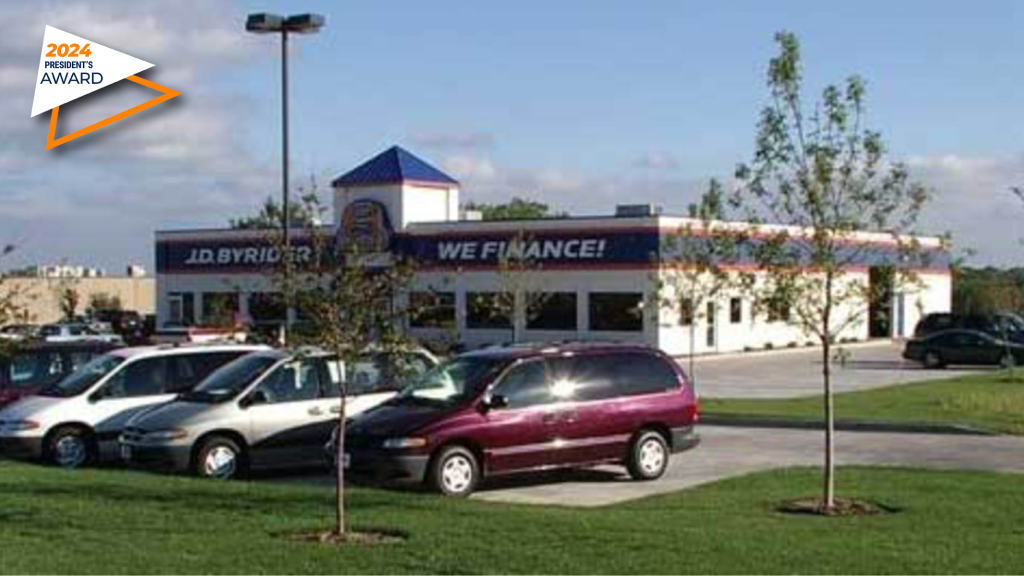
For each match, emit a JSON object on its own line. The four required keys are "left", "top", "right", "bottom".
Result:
{"left": 120, "top": 347, "right": 438, "bottom": 479}
{"left": 0, "top": 343, "right": 266, "bottom": 467}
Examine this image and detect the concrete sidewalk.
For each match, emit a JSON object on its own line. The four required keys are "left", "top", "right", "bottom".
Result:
{"left": 472, "top": 425, "right": 1024, "bottom": 507}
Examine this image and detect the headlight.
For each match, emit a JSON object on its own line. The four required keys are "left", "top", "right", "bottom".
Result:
{"left": 382, "top": 437, "right": 427, "bottom": 449}
{"left": 0, "top": 420, "right": 40, "bottom": 432}
{"left": 144, "top": 428, "right": 188, "bottom": 441}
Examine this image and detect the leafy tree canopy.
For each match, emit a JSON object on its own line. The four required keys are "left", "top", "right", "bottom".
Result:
{"left": 462, "top": 197, "right": 566, "bottom": 221}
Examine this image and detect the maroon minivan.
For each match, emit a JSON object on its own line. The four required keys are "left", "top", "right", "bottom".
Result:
{"left": 338, "top": 342, "right": 699, "bottom": 496}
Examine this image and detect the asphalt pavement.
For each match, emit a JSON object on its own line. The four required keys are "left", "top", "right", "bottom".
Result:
{"left": 471, "top": 424, "right": 1024, "bottom": 507}
{"left": 689, "top": 341, "right": 991, "bottom": 399}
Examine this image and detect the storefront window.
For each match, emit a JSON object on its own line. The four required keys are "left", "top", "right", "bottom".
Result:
{"left": 168, "top": 292, "right": 194, "bottom": 327}
{"left": 527, "top": 292, "right": 577, "bottom": 331}
{"left": 680, "top": 298, "right": 695, "bottom": 326}
{"left": 201, "top": 292, "right": 239, "bottom": 326}
{"left": 466, "top": 292, "right": 511, "bottom": 329}
{"left": 730, "top": 297, "right": 743, "bottom": 324}
{"left": 589, "top": 292, "right": 643, "bottom": 332}
{"left": 409, "top": 291, "right": 456, "bottom": 329}
{"left": 248, "top": 292, "right": 286, "bottom": 325}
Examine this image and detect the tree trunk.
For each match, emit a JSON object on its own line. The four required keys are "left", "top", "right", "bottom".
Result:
{"left": 822, "top": 274, "right": 836, "bottom": 511}
{"left": 689, "top": 319, "right": 696, "bottom": 387}
{"left": 335, "top": 377, "right": 347, "bottom": 536}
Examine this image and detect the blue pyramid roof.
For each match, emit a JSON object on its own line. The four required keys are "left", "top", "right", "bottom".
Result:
{"left": 331, "top": 145, "right": 459, "bottom": 187}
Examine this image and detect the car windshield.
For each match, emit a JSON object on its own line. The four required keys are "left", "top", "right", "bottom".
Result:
{"left": 393, "top": 356, "right": 509, "bottom": 406}
{"left": 180, "top": 353, "right": 281, "bottom": 402}
{"left": 38, "top": 353, "right": 125, "bottom": 398}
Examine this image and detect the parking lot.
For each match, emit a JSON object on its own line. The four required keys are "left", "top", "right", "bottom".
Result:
{"left": 471, "top": 424, "right": 1024, "bottom": 507}
{"left": 690, "top": 340, "right": 990, "bottom": 399}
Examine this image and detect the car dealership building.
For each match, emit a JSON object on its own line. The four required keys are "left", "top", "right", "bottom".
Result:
{"left": 154, "top": 146, "right": 952, "bottom": 356}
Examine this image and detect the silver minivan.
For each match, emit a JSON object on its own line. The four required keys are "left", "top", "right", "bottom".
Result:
{"left": 120, "top": 347, "right": 438, "bottom": 479}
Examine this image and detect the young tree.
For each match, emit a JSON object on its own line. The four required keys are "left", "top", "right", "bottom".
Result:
{"left": 730, "top": 32, "right": 930, "bottom": 512}
{"left": 0, "top": 245, "right": 32, "bottom": 359}
{"left": 655, "top": 180, "right": 749, "bottom": 384}
{"left": 87, "top": 292, "right": 123, "bottom": 313}
{"left": 53, "top": 274, "right": 81, "bottom": 322}
{"left": 267, "top": 196, "right": 418, "bottom": 539}
{"left": 486, "top": 230, "right": 551, "bottom": 343}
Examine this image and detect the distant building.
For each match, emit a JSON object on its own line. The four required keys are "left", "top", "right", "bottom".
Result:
{"left": 4, "top": 266, "right": 154, "bottom": 324}
{"left": 31, "top": 264, "right": 106, "bottom": 278}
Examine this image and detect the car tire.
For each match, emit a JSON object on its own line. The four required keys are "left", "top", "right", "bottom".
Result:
{"left": 627, "top": 430, "right": 670, "bottom": 481}
{"left": 923, "top": 350, "right": 945, "bottom": 369}
{"left": 195, "top": 436, "right": 244, "bottom": 480}
{"left": 46, "top": 426, "right": 95, "bottom": 469}
{"left": 430, "top": 445, "right": 479, "bottom": 497}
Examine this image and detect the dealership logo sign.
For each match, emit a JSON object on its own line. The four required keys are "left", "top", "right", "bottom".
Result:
{"left": 31, "top": 25, "right": 181, "bottom": 150}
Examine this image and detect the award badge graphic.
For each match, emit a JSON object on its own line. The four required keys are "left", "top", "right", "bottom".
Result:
{"left": 30, "top": 25, "right": 181, "bottom": 150}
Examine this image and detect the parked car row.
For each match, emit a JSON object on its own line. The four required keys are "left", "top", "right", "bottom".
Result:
{"left": 0, "top": 340, "right": 700, "bottom": 496}
{"left": 0, "top": 341, "right": 120, "bottom": 409}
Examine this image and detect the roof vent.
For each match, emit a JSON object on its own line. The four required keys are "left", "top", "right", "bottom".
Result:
{"left": 615, "top": 204, "right": 662, "bottom": 218}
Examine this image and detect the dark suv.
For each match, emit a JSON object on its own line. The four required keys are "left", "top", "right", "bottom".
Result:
{"left": 914, "top": 312, "right": 1024, "bottom": 342}
{"left": 337, "top": 343, "right": 700, "bottom": 496}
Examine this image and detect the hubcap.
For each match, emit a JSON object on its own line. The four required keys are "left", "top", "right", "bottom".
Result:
{"left": 54, "top": 435, "right": 87, "bottom": 468}
{"left": 203, "top": 446, "right": 237, "bottom": 479}
{"left": 441, "top": 455, "right": 473, "bottom": 493}
{"left": 638, "top": 439, "right": 665, "bottom": 475}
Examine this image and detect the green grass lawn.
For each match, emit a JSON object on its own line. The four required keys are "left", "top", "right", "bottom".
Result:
{"left": 2, "top": 461, "right": 1024, "bottom": 574}
{"left": 703, "top": 371, "right": 1024, "bottom": 434}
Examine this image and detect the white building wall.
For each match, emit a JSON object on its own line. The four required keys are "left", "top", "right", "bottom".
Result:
{"left": 895, "top": 271, "right": 952, "bottom": 338}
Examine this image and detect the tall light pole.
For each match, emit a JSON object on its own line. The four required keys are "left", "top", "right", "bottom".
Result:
{"left": 245, "top": 12, "right": 325, "bottom": 343}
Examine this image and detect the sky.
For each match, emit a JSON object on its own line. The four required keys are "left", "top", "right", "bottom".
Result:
{"left": 1, "top": 0, "right": 1023, "bottom": 273}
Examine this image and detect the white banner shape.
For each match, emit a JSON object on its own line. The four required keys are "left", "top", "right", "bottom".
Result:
{"left": 30, "top": 25, "right": 154, "bottom": 117}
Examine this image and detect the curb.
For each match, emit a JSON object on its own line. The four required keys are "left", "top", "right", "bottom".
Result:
{"left": 700, "top": 414, "right": 997, "bottom": 436}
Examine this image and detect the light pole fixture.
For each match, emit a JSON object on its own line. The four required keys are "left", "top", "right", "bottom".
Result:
{"left": 245, "top": 12, "right": 325, "bottom": 342}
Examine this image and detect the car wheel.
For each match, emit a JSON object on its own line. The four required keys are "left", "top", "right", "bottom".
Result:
{"left": 195, "top": 436, "right": 243, "bottom": 480}
{"left": 923, "top": 351, "right": 945, "bottom": 369}
{"left": 1000, "top": 353, "right": 1018, "bottom": 369}
{"left": 430, "top": 445, "right": 479, "bottom": 497}
{"left": 47, "top": 426, "right": 95, "bottom": 469}
{"left": 627, "top": 430, "right": 670, "bottom": 481}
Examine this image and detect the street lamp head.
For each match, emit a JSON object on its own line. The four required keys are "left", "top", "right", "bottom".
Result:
{"left": 284, "top": 13, "right": 326, "bottom": 34}
{"left": 245, "top": 13, "right": 284, "bottom": 33}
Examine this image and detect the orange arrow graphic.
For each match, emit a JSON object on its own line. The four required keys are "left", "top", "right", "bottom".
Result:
{"left": 46, "top": 75, "right": 181, "bottom": 150}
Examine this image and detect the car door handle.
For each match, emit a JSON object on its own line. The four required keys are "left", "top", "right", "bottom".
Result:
{"left": 542, "top": 413, "right": 558, "bottom": 425}
{"left": 329, "top": 405, "right": 342, "bottom": 414}
{"left": 308, "top": 407, "right": 324, "bottom": 416}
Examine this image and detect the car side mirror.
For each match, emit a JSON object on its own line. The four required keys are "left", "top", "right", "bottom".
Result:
{"left": 484, "top": 394, "right": 508, "bottom": 411}
{"left": 243, "top": 390, "right": 269, "bottom": 408}
{"left": 88, "top": 386, "right": 110, "bottom": 403}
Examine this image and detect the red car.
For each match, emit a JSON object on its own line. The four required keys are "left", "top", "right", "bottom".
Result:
{"left": 0, "top": 341, "right": 121, "bottom": 409}
{"left": 337, "top": 342, "right": 699, "bottom": 496}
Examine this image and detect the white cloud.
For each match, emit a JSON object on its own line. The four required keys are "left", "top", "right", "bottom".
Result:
{"left": 908, "top": 153, "right": 1024, "bottom": 265}
{"left": 633, "top": 151, "right": 681, "bottom": 170}
{"left": 442, "top": 154, "right": 707, "bottom": 217}
{"left": 0, "top": 0, "right": 272, "bottom": 272}
{"left": 412, "top": 131, "right": 494, "bottom": 150}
